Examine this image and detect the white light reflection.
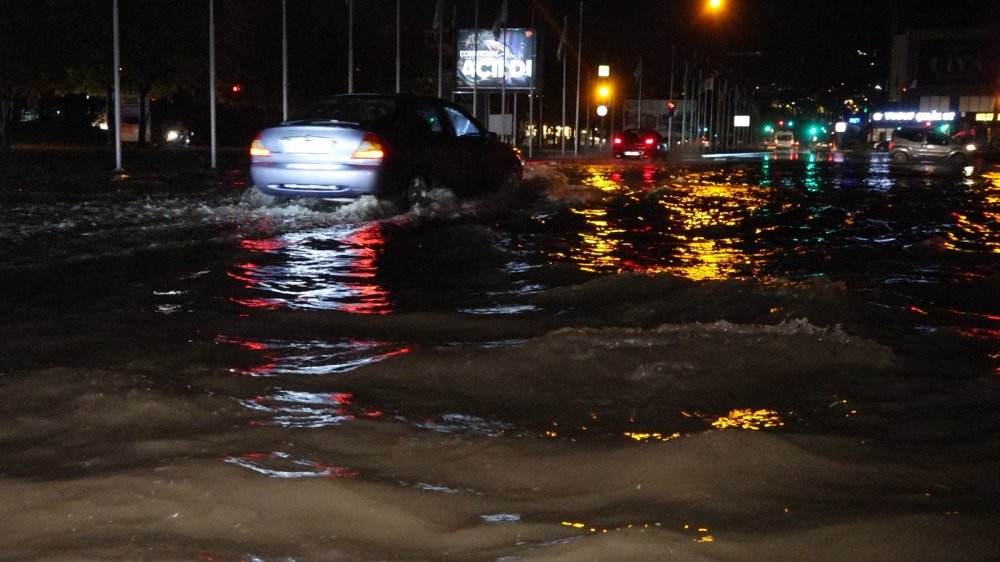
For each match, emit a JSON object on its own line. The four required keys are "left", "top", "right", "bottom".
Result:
{"left": 231, "top": 222, "right": 392, "bottom": 313}
{"left": 224, "top": 450, "right": 359, "bottom": 479}
{"left": 217, "top": 334, "right": 411, "bottom": 377}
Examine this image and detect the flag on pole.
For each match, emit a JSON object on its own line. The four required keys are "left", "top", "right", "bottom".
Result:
{"left": 491, "top": 0, "right": 507, "bottom": 39}
{"left": 702, "top": 72, "right": 716, "bottom": 92}
{"left": 633, "top": 57, "right": 643, "bottom": 84}
{"left": 556, "top": 15, "right": 567, "bottom": 61}
{"left": 432, "top": 0, "right": 443, "bottom": 30}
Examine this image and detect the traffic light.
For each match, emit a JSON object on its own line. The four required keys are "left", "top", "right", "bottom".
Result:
{"left": 667, "top": 101, "right": 676, "bottom": 118}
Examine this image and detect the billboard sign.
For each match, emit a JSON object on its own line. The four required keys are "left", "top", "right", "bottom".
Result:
{"left": 456, "top": 28, "right": 536, "bottom": 90}
{"left": 918, "top": 38, "right": 998, "bottom": 88}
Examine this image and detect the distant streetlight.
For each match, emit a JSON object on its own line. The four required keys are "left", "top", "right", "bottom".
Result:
{"left": 707, "top": 0, "right": 724, "bottom": 11}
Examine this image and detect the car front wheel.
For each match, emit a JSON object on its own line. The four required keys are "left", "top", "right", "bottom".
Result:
{"left": 405, "top": 174, "right": 431, "bottom": 209}
{"left": 891, "top": 151, "right": 909, "bottom": 163}
{"left": 949, "top": 153, "right": 967, "bottom": 166}
{"left": 497, "top": 167, "right": 521, "bottom": 193}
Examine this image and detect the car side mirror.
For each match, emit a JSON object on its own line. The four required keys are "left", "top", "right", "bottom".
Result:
{"left": 487, "top": 132, "right": 500, "bottom": 143}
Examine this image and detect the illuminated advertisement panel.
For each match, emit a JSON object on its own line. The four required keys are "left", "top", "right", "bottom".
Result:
{"left": 456, "top": 28, "right": 536, "bottom": 90}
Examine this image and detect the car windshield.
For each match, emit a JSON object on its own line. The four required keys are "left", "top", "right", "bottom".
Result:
{"left": 290, "top": 96, "right": 398, "bottom": 125}
{"left": 621, "top": 130, "right": 656, "bottom": 142}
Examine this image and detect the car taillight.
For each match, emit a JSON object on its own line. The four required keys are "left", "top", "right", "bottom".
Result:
{"left": 613, "top": 137, "right": 622, "bottom": 145}
{"left": 351, "top": 133, "right": 385, "bottom": 159}
{"left": 249, "top": 135, "right": 270, "bottom": 157}
{"left": 888, "top": 142, "right": 895, "bottom": 150}
{"left": 644, "top": 137, "right": 655, "bottom": 145}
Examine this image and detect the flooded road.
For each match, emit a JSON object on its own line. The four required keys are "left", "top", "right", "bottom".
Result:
{"left": 1, "top": 150, "right": 999, "bottom": 560}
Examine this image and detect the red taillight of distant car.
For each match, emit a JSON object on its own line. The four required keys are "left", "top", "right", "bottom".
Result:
{"left": 613, "top": 137, "right": 623, "bottom": 145}
{"left": 644, "top": 137, "right": 655, "bottom": 145}
{"left": 351, "top": 133, "right": 385, "bottom": 160}
{"left": 249, "top": 135, "right": 270, "bottom": 157}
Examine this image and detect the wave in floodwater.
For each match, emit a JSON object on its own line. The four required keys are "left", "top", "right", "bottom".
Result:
{"left": 1, "top": 156, "right": 999, "bottom": 561}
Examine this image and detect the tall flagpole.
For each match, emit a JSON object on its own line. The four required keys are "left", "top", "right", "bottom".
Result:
{"left": 347, "top": 0, "right": 354, "bottom": 93}
{"left": 667, "top": 44, "right": 675, "bottom": 148}
{"left": 636, "top": 57, "right": 642, "bottom": 129}
{"left": 395, "top": 0, "right": 400, "bottom": 93}
{"left": 528, "top": 7, "right": 535, "bottom": 158}
{"left": 560, "top": 15, "right": 567, "bottom": 156}
{"left": 112, "top": 0, "right": 122, "bottom": 172}
{"left": 208, "top": 0, "right": 217, "bottom": 169}
{"left": 500, "top": 0, "right": 508, "bottom": 142}
{"left": 681, "top": 60, "right": 688, "bottom": 144}
{"left": 435, "top": 0, "right": 443, "bottom": 97}
{"left": 473, "top": 1, "right": 479, "bottom": 118}
{"left": 574, "top": 1, "right": 582, "bottom": 156}
{"left": 282, "top": 0, "right": 288, "bottom": 120}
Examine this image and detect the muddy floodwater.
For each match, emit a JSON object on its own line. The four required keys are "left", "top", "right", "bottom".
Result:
{"left": 1, "top": 149, "right": 999, "bottom": 561}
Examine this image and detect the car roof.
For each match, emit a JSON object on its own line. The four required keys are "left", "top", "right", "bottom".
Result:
{"left": 318, "top": 92, "right": 457, "bottom": 106}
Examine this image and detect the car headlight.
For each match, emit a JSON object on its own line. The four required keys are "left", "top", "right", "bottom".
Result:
{"left": 965, "top": 144, "right": 976, "bottom": 152}
{"left": 166, "top": 130, "right": 180, "bottom": 142}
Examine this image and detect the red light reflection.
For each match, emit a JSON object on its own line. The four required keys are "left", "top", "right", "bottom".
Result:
{"left": 232, "top": 223, "right": 393, "bottom": 313}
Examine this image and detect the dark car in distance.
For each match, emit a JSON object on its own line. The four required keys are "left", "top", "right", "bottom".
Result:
{"left": 612, "top": 129, "right": 666, "bottom": 159}
{"left": 249, "top": 93, "right": 522, "bottom": 208}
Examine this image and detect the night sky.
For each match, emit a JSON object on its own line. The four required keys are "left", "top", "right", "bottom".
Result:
{"left": 419, "top": 0, "right": 1000, "bottom": 94}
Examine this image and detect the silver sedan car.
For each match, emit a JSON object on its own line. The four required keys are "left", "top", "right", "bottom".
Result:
{"left": 249, "top": 93, "right": 522, "bottom": 207}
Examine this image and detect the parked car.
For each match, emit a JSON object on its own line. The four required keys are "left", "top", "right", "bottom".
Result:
{"left": 249, "top": 93, "right": 522, "bottom": 207}
{"left": 613, "top": 128, "right": 666, "bottom": 159}
{"left": 888, "top": 128, "right": 976, "bottom": 165}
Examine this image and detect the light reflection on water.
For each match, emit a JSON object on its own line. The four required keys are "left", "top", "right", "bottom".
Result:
{"left": 565, "top": 164, "right": 764, "bottom": 280}
{"left": 217, "top": 335, "right": 411, "bottom": 377}
{"left": 210, "top": 158, "right": 998, "bottom": 449}
{"left": 550, "top": 158, "right": 1000, "bottom": 284}
{"left": 240, "top": 390, "right": 384, "bottom": 428}
{"left": 224, "top": 450, "right": 359, "bottom": 479}
{"left": 230, "top": 222, "right": 392, "bottom": 313}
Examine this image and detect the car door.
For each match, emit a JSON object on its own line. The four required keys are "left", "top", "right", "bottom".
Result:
{"left": 922, "top": 132, "right": 951, "bottom": 160}
{"left": 408, "top": 100, "right": 464, "bottom": 190}
{"left": 440, "top": 103, "right": 498, "bottom": 194}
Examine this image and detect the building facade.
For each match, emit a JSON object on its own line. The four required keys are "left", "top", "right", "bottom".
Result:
{"left": 872, "top": 26, "right": 1000, "bottom": 146}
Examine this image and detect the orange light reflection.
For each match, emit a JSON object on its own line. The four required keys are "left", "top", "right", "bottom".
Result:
{"left": 568, "top": 165, "right": 762, "bottom": 280}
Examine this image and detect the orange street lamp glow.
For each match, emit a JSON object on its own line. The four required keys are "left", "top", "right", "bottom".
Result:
{"left": 708, "top": 0, "right": 724, "bottom": 10}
